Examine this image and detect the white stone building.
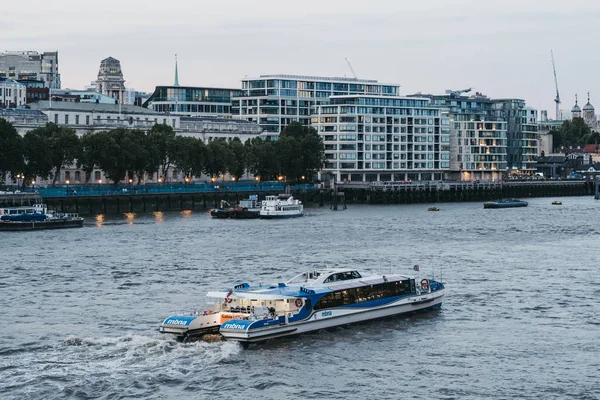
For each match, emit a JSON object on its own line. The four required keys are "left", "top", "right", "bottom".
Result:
{"left": 0, "top": 78, "right": 27, "bottom": 108}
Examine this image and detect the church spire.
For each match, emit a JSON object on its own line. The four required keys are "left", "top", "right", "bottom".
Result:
{"left": 174, "top": 54, "right": 179, "bottom": 87}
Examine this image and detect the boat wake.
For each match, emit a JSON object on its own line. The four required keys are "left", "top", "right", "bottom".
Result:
{"left": 0, "top": 334, "right": 241, "bottom": 399}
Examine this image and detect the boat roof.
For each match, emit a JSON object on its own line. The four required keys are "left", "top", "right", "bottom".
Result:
{"left": 207, "top": 269, "right": 413, "bottom": 300}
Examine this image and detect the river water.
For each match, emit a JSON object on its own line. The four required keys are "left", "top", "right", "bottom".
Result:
{"left": 1, "top": 197, "right": 599, "bottom": 399}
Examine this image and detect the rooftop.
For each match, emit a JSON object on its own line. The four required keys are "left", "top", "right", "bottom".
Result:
{"left": 253, "top": 74, "right": 386, "bottom": 84}
{"left": 29, "top": 100, "right": 167, "bottom": 116}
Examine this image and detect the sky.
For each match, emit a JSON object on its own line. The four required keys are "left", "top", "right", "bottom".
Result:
{"left": 2, "top": 0, "right": 599, "bottom": 116}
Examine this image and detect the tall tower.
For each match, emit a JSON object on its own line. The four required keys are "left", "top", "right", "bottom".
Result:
{"left": 174, "top": 54, "right": 179, "bottom": 87}
{"left": 571, "top": 94, "right": 582, "bottom": 119}
{"left": 96, "top": 57, "right": 126, "bottom": 104}
{"left": 582, "top": 92, "right": 595, "bottom": 127}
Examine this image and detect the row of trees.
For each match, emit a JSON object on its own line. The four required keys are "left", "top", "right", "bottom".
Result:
{"left": 0, "top": 119, "right": 325, "bottom": 185}
{"left": 551, "top": 117, "right": 600, "bottom": 151}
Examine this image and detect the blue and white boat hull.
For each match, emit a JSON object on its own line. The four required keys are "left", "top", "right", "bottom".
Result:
{"left": 219, "top": 289, "right": 445, "bottom": 343}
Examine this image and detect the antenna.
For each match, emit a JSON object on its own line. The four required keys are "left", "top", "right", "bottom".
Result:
{"left": 551, "top": 50, "right": 561, "bottom": 120}
{"left": 345, "top": 58, "right": 357, "bottom": 79}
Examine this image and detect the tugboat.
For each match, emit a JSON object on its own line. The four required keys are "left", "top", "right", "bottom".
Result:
{"left": 210, "top": 195, "right": 261, "bottom": 219}
{"left": 0, "top": 204, "right": 84, "bottom": 231}
{"left": 159, "top": 267, "right": 445, "bottom": 344}
{"left": 483, "top": 199, "right": 528, "bottom": 209}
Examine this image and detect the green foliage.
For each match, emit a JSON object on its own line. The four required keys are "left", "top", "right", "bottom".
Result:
{"left": 204, "top": 138, "right": 230, "bottom": 180}
{"left": 170, "top": 136, "right": 206, "bottom": 180}
{"left": 146, "top": 124, "right": 176, "bottom": 181}
{"left": 227, "top": 138, "right": 246, "bottom": 180}
{"left": 553, "top": 117, "right": 595, "bottom": 152}
{"left": 245, "top": 136, "right": 279, "bottom": 180}
{"left": 278, "top": 122, "right": 325, "bottom": 181}
{"left": 93, "top": 128, "right": 135, "bottom": 184}
{"left": 78, "top": 133, "right": 102, "bottom": 183}
{"left": 22, "top": 128, "right": 54, "bottom": 184}
{"left": 0, "top": 118, "right": 24, "bottom": 179}
{"left": 0, "top": 119, "right": 325, "bottom": 185}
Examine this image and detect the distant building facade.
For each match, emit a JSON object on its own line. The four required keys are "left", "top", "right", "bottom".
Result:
{"left": 411, "top": 92, "right": 508, "bottom": 181}
{"left": 17, "top": 79, "right": 49, "bottom": 104}
{"left": 312, "top": 95, "right": 450, "bottom": 182}
{"left": 96, "top": 57, "right": 126, "bottom": 104}
{"left": 0, "top": 77, "right": 26, "bottom": 108}
{"left": 0, "top": 51, "right": 60, "bottom": 89}
{"left": 144, "top": 86, "right": 241, "bottom": 117}
{"left": 233, "top": 74, "right": 400, "bottom": 139}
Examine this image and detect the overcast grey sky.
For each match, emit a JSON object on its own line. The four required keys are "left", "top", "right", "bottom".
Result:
{"left": 2, "top": 0, "right": 599, "bottom": 114}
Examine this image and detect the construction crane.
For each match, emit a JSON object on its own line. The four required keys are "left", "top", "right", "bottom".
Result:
{"left": 551, "top": 50, "right": 561, "bottom": 120}
{"left": 345, "top": 58, "right": 357, "bottom": 79}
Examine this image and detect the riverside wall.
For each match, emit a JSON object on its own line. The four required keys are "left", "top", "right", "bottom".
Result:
{"left": 1, "top": 181, "right": 593, "bottom": 216}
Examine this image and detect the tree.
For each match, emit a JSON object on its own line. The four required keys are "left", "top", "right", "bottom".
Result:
{"left": 146, "top": 124, "right": 176, "bottom": 182}
{"left": 204, "top": 138, "right": 229, "bottom": 180}
{"left": 78, "top": 132, "right": 102, "bottom": 183}
{"left": 170, "top": 136, "right": 205, "bottom": 181}
{"left": 123, "top": 129, "right": 149, "bottom": 183}
{"left": 46, "top": 124, "right": 80, "bottom": 186}
{"left": 554, "top": 117, "right": 592, "bottom": 152}
{"left": 94, "top": 129, "right": 135, "bottom": 184}
{"left": 22, "top": 129, "right": 54, "bottom": 185}
{"left": 299, "top": 126, "right": 326, "bottom": 181}
{"left": 245, "top": 137, "right": 279, "bottom": 181}
{"left": 276, "top": 134, "right": 302, "bottom": 180}
{"left": 278, "top": 122, "right": 325, "bottom": 181}
{"left": 0, "top": 118, "right": 24, "bottom": 181}
{"left": 227, "top": 138, "right": 246, "bottom": 180}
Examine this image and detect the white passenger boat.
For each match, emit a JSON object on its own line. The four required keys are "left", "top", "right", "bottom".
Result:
{"left": 259, "top": 194, "right": 303, "bottom": 219}
{"left": 159, "top": 268, "right": 445, "bottom": 344}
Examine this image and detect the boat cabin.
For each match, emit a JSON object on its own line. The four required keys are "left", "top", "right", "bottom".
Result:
{"left": 286, "top": 269, "right": 363, "bottom": 287}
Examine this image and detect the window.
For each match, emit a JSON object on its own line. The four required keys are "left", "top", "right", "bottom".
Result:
{"left": 75, "top": 115, "right": 79, "bottom": 124}
{"left": 86, "top": 115, "right": 90, "bottom": 125}
{"left": 64, "top": 114, "right": 69, "bottom": 124}
{"left": 314, "top": 279, "right": 414, "bottom": 310}
{"left": 54, "top": 114, "right": 58, "bottom": 123}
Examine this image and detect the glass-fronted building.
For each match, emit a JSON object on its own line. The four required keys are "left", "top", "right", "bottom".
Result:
{"left": 312, "top": 95, "right": 450, "bottom": 182}
{"left": 490, "top": 100, "right": 538, "bottom": 172}
{"left": 412, "top": 92, "right": 537, "bottom": 177}
{"left": 412, "top": 93, "right": 509, "bottom": 181}
{"left": 143, "top": 86, "right": 242, "bottom": 117}
{"left": 233, "top": 75, "right": 400, "bottom": 139}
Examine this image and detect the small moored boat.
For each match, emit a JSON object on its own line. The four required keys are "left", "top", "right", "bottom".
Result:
{"left": 552, "top": 201, "right": 562, "bottom": 205}
{"left": 159, "top": 267, "right": 445, "bottom": 344}
{"left": 483, "top": 199, "right": 528, "bottom": 209}
{"left": 428, "top": 207, "right": 440, "bottom": 211}
{"left": 259, "top": 194, "right": 303, "bottom": 219}
{"left": 0, "top": 204, "right": 84, "bottom": 231}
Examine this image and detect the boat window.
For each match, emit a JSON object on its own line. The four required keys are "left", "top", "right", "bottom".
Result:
{"left": 314, "top": 279, "right": 414, "bottom": 310}
{"left": 324, "top": 271, "right": 362, "bottom": 283}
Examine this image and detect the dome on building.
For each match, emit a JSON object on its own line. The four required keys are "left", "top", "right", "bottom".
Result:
{"left": 572, "top": 94, "right": 581, "bottom": 113}
{"left": 583, "top": 92, "right": 594, "bottom": 111}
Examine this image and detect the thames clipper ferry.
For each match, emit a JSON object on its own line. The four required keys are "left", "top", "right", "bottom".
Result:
{"left": 159, "top": 268, "right": 445, "bottom": 345}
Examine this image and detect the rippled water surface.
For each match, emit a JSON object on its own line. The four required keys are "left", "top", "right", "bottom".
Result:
{"left": 1, "top": 197, "right": 599, "bottom": 399}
